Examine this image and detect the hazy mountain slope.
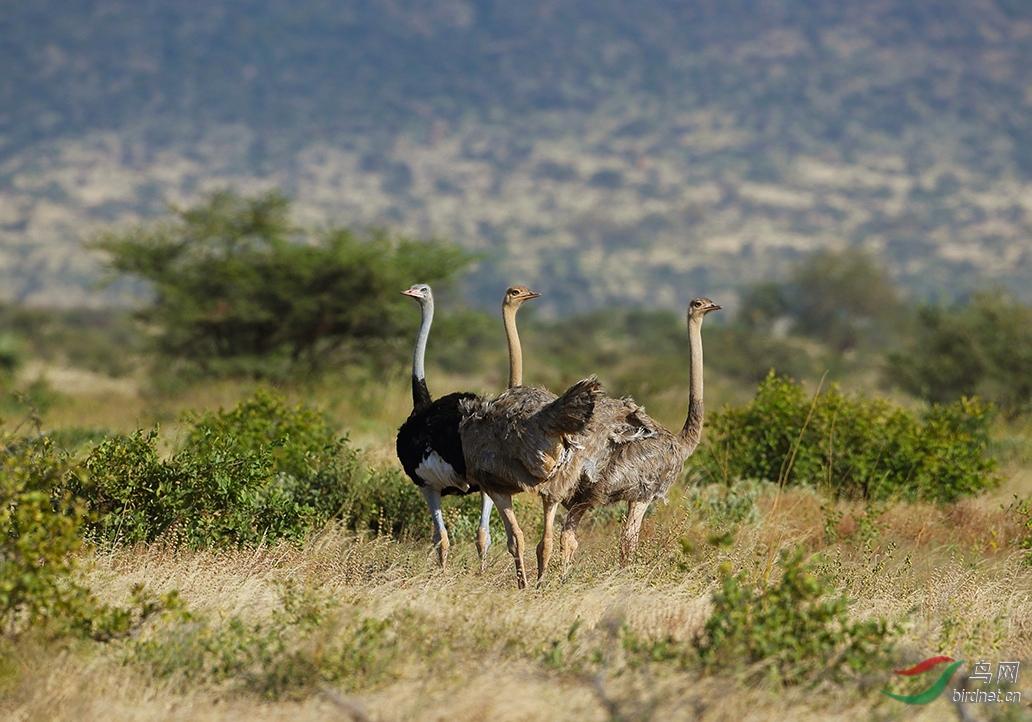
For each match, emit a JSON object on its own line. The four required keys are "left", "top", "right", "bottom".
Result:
{"left": 2, "top": 0, "right": 1031, "bottom": 310}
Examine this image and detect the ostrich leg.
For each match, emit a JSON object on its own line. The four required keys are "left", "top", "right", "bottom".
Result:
{"left": 619, "top": 500, "right": 649, "bottom": 564}
{"left": 560, "top": 502, "right": 590, "bottom": 579}
{"left": 491, "top": 492, "right": 528, "bottom": 589}
{"left": 536, "top": 498, "right": 560, "bottom": 586}
{"left": 475, "top": 492, "right": 494, "bottom": 573}
{"left": 420, "top": 487, "right": 450, "bottom": 567}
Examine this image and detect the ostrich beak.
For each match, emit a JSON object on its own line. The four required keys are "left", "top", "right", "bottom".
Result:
{"left": 520, "top": 291, "right": 541, "bottom": 300}
{"left": 401, "top": 289, "right": 420, "bottom": 298}
{"left": 708, "top": 303, "right": 722, "bottom": 311}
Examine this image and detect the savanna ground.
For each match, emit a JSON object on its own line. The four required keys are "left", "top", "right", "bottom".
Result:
{"left": 3, "top": 360, "right": 1031, "bottom": 722}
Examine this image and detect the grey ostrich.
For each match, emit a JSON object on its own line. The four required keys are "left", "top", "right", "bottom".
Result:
{"left": 559, "top": 297, "right": 721, "bottom": 574}
{"left": 459, "top": 287, "right": 603, "bottom": 588}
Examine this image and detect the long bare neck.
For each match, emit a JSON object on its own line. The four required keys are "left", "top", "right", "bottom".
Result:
{"left": 411, "top": 299, "right": 433, "bottom": 410}
{"left": 679, "top": 315, "right": 705, "bottom": 454}
{"left": 503, "top": 305, "right": 523, "bottom": 388}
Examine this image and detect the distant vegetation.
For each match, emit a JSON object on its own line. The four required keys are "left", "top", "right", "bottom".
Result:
{"left": 0, "top": 303, "right": 138, "bottom": 378}
{"left": 3, "top": 1, "right": 1031, "bottom": 308}
{"left": 889, "top": 292, "right": 1032, "bottom": 417}
{"left": 0, "top": 191, "right": 1025, "bottom": 427}
{"left": 738, "top": 249, "right": 902, "bottom": 353}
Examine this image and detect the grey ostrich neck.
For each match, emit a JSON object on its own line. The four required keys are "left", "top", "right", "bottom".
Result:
{"left": 411, "top": 296, "right": 434, "bottom": 411}
{"left": 503, "top": 303, "right": 523, "bottom": 388}
{"left": 679, "top": 314, "right": 705, "bottom": 454}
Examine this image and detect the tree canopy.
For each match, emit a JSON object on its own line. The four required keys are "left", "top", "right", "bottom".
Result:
{"left": 93, "top": 190, "right": 470, "bottom": 375}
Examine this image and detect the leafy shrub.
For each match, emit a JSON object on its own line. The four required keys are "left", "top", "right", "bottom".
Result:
{"left": 76, "top": 390, "right": 425, "bottom": 547}
{"left": 694, "top": 549, "right": 899, "bottom": 685}
{"left": 336, "top": 465, "right": 428, "bottom": 539}
{"left": 131, "top": 584, "right": 398, "bottom": 699}
{"left": 79, "top": 430, "right": 179, "bottom": 545}
{"left": 540, "top": 550, "right": 898, "bottom": 690}
{"left": 696, "top": 372, "right": 997, "bottom": 501}
{"left": 1, "top": 431, "right": 174, "bottom": 637}
{"left": 1, "top": 434, "right": 84, "bottom": 632}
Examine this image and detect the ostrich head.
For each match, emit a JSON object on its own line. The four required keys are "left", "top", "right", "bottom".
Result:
{"left": 402, "top": 283, "right": 433, "bottom": 304}
{"left": 687, "top": 297, "right": 721, "bottom": 321}
{"left": 503, "top": 285, "right": 541, "bottom": 310}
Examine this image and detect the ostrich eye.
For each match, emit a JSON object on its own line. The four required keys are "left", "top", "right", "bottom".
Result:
{"left": 509, "top": 289, "right": 518, "bottom": 296}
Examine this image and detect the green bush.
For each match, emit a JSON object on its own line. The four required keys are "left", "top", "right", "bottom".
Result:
{"left": 696, "top": 372, "right": 998, "bottom": 501}
{"left": 540, "top": 550, "right": 898, "bottom": 689}
{"left": 1, "top": 431, "right": 174, "bottom": 637}
{"left": 76, "top": 390, "right": 425, "bottom": 547}
{"left": 1, "top": 434, "right": 84, "bottom": 632}
{"left": 694, "top": 549, "right": 898, "bottom": 685}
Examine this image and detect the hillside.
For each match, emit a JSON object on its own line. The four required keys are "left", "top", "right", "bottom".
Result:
{"left": 2, "top": 0, "right": 1031, "bottom": 311}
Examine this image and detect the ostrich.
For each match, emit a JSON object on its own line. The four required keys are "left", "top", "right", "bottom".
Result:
{"left": 395, "top": 283, "right": 492, "bottom": 569}
{"left": 395, "top": 284, "right": 545, "bottom": 569}
{"left": 459, "top": 287, "right": 604, "bottom": 588}
{"left": 558, "top": 297, "right": 721, "bottom": 575}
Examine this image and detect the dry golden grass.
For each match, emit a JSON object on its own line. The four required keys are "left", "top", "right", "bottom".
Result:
{"left": 4, "top": 371, "right": 1032, "bottom": 721}
{"left": 3, "top": 482, "right": 1030, "bottom": 722}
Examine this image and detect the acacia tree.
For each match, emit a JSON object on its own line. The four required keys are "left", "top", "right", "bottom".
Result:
{"left": 93, "top": 190, "right": 469, "bottom": 375}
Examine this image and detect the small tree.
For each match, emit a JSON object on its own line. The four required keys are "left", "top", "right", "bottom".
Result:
{"left": 739, "top": 249, "right": 902, "bottom": 352}
{"left": 888, "top": 292, "right": 1032, "bottom": 417}
{"left": 93, "top": 190, "right": 470, "bottom": 375}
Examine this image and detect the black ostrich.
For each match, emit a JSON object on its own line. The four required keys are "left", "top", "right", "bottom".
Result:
{"left": 395, "top": 284, "right": 492, "bottom": 568}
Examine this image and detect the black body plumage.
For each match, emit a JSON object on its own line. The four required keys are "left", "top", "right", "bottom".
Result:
{"left": 396, "top": 384, "right": 480, "bottom": 497}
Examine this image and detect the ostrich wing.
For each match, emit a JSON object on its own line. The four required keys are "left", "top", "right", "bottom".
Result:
{"left": 606, "top": 398, "right": 661, "bottom": 443}
{"left": 396, "top": 391, "right": 480, "bottom": 493}
{"left": 533, "top": 376, "right": 602, "bottom": 436}
{"left": 460, "top": 377, "right": 603, "bottom": 494}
